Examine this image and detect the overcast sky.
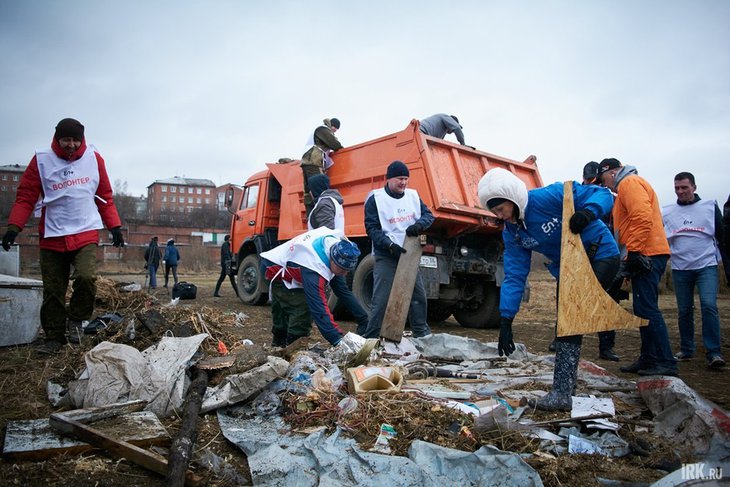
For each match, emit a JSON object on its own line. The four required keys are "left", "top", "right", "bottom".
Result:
{"left": 1, "top": 1, "right": 728, "bottom": 209}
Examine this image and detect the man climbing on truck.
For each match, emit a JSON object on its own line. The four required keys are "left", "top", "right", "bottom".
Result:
{"left": 301, "top": 117, "right": 343, "bottom": 214}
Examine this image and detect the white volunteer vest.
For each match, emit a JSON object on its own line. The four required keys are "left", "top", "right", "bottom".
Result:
{"left": 662, "top": 199, "right": 721, "bottom": 270}
{"left": 302, "top": 129, "right": 335, "bottom": 170}
{"left": 260, "top": 227, "right": 343, "bottom": 289}
{"left": 372, "top": 188, "right": 421, "bottom": 248}
{"left": 36, "top": 146, "right": 103, "bottom": 237}
{"left": 307, "top": 196, "right": 345, "bottom": 232}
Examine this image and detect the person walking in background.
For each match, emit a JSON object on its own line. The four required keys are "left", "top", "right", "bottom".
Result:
{"left": 1, "top": 118, "right": 124, "bottom": 353}
{"left": 144, "top": 236, "right": 161, "bottom": 289}
{"left": 662, "top": 172, "right": 726, "bottom": 368}
{"left": 163, "top": 238, "right": 180, "bottom": 288}
{"left": 301, "top": 117, "right": 343, "bottom": 214}
{"left": 477, "top": 167, "right": 620, "bottom": 411}
{"left": 419, "top": 113, "right": 467, "bottom": 146}
{"left": 307, "top": 174, "right": 370, "bottom": 335}
{"left": 598, "top": 158, "right": 678, "bottom": 377}
{"left": 362, "top": 161, "right": 434, "bottom": 339}
{"left": 214, "top": 235, "right": 239, "bottom": 298}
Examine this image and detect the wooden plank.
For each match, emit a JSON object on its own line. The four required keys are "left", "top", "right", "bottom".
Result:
{"left": 557, "top": 181, "right": 647, "bottom": 336}
{"left": 380, "top": 235, "right": 423, "bottom": 342}
{"left": 62, "top": 399, "right": 147, "bottom": 424}
{"left": 3, "top": 411, "right": 169, "bottom": 461}
{"left": 49, "top": 412, "right": 203, "bottom": 486}
{"left": 167, "top": 368, "right": 208, "bottom": 486}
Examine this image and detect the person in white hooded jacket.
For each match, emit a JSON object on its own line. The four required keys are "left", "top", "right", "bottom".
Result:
{"left": 477, "top": 168, "right": 619, "bottom": 411}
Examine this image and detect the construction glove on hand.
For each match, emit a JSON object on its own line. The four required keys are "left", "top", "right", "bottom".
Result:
{"left": 405, "top": 223, "right": 424, "bottom": 237}
{"left": 569, "top": 210, "right": 595, "bottom": 234}
{"left": 498, "top": 316, "right": 516, "bottom": 357}
{"left": 625, "top": 251, "right": 652, "bottom": 277}
{"left": 2, "top": 230, "right": 18, "bottom": 251}
{"left": 389, "top": 243, "right": 407, "bottom": 257}
{"left": 111, "top": 227, "right": 125, "bottom": 247}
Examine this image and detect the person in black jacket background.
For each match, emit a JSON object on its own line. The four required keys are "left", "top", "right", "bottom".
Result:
{"left": 214, "top": 235, "right": 239, "bottom": 297}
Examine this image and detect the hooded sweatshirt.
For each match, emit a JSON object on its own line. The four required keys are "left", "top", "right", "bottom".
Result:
{"left": 478, "top": 168, "right": 618, "bottom": 319}
{"left": 610, "top": 166, "right": 670, "bottom": 256}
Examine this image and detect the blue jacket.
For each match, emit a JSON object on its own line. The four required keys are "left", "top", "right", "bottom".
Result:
{"left": 164, "top": 243, "right": 180, "bottom": 265}
{"left": 500, "top": 182, "right": 618, "bottom": 319}
{"left": 364, "top": 184, "right": 435, "bottom": 258}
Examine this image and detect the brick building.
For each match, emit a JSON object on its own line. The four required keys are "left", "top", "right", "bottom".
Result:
{"left": 0, "top": 163, "right": 25, "bottom": 195}
{"left": 146, "top": 176, "right": 217, "bottom": 223}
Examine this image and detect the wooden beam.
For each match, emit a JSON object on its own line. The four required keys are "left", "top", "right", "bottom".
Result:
{"left": 557, "top": 181, "right": 647, "bottom": 336}
{"left": 380, "top": 235, "right": 423, "bottom": 342}
{"left": 167, "top": 368, "right": 208, "bottom": 486}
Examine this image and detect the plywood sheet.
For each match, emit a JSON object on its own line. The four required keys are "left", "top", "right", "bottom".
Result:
{"left": 557, "top": 181, "right": 646, "bottom": 336}
{"left": 380, "top": 236, "right": 423, "bottom": 342}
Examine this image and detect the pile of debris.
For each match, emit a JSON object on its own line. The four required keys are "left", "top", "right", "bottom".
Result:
{"left": 2, "top": 278, "right": 728, "bottom": 486}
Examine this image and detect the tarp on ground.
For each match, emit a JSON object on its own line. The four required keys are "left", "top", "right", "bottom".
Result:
{"left": 218, "top": 407, "right": 543, "bottom": 487}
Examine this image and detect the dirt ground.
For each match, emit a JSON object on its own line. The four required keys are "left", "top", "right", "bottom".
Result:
{"left": 0, "top": 268, "right": 727, "bottom": 486}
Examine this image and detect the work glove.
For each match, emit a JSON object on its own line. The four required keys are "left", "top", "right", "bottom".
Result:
{"left": 389, "top": 243, "right": 407, "bottom": 258}
{"left": 569, "top": 210, "right": 595, "bottom": 234}
{"left": 2, "top": 230, "right": 18, "bottom": 251}
{"left": 110, "top": 227, "right": 125, "bottom": 247}
{"left": 625, "top": 251, "right": 652, "bottom": 277}
{"left": 498, "top": 316, "right": 515, "bottom": 357}
{"left": 405, "top": 223, "right": 424, "bottom": 237}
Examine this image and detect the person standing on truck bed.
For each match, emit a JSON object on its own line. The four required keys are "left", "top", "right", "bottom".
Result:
{"left": 477, "top": 167, "right": 620, "bottom": 411}
{"left": 301, "top": 117, "right": 343, "bottom": 214}
{"left": 307, "top": 174, "right": 370, "bottom": 335}
{"left": 419, "top": 113, "right": 466, "bottom": 146}
{"left": 362, "top": 160, "right": 434, "bottom": 339}
{"left": 260, "top": 227, "right": 360, "bottom": 346}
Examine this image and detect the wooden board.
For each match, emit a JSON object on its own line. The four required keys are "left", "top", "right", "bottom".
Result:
{"left": 380, "top": 236, "right": 423, "bottom": 342}
{"left": 557, "top": 181, "right": 647, "bottom": 336}
{"left": 3, "top": 411, "right": 169, "bottom": 460}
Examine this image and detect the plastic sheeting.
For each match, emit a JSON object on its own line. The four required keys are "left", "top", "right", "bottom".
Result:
{"left": 413, "top": 333, "right": 532, "bottom": 361}
{"left": 217, "top": 407, "right": 543, "bottom": 487}
{"left": 66, "top": 334, "right": 207, "bottom": 417}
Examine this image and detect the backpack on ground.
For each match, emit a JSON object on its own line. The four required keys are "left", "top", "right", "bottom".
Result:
{"left": 172, "top": 281, "right": 197, "bottom": 300}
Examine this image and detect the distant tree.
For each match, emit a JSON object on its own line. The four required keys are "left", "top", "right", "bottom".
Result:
{"left": 113, "top": 179, "right": 141, "bottom": 223}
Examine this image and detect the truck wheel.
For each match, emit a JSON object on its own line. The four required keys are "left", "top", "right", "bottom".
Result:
{"left": 237, "top": 254, "right": 268, "bottom": 305}
{"left": 327, "top": 274, "right": 355, "bottom": 320}
{"left": 351, "top": 253, "right": 375, "bottom": 311}
{"left": 453, "top": 283, "right": 500, "bottom": 329}
{"left": 427, "top": 303, "right": 454, "bottom": 323}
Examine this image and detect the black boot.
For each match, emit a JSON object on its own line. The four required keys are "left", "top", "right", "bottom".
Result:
{"left": 530, "top": 341, "right": 581, "bottom": 411}
{"left": 286, "top": 334, "right": 307, "bottom": 345}
{"left": 271, "top": 329, "right": 287, "bottom": 347}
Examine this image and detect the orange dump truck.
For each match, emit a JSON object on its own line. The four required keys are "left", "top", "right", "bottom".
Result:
{"left": 226, "top": 120, "right": 543, "bottom": 328}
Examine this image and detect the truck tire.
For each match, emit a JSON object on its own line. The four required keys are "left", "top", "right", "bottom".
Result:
{"left": 453, "top": 283, "right": 500, "bottom": 329}
{"left": 427, "top": 303, "right": 454, "bottom": 323}
{"left": 237, "top": 254, "right": 268, "bottom": 305}
{"left": 327, "top": 274, "right": 355, "bottom": 320}
{"left": 351, "top": 253, "right": 375, "bottom": 311}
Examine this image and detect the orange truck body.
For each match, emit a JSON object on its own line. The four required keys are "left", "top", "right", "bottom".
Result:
{"left": 228, "top": 120, "right": 542, "bottom": 328}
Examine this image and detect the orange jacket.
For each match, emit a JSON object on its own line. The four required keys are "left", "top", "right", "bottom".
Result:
{"left": 612, "top": 174, "right": 670, "bottom": 256}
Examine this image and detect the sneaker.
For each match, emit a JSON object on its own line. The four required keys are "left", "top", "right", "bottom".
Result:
{"left": 34, "top": 339, "right": 65, "bottom": 355}
{"left": 674, "top": 351, "right": 694, "bottom": 361}
{"left": 637, "top": 366, "right": 679, "bottom": 377}
{"left": 708, "top": 356, "right": 726, "bottom": 369}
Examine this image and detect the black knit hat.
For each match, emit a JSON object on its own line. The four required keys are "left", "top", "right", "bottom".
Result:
{"left": 486, "top": 197, "right": 509, "bottom": 209}
{"left": 308, "top": 174, "right": 330, "bottom": 199}
{"left": 54, "top": 118, "right": 85, "bottom": 141}
{"left": 583, "top": 161, "right": 600, "bottom": 181}
{"left": 386, "top": 160, "right": 409, "bottom": 179}
{"left": 330, "top": 118, "right": 341, "bottom": 129}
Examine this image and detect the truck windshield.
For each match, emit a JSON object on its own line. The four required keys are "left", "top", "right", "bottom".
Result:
{"left": 242, "top": 184, "right": 260, "bottom": 210}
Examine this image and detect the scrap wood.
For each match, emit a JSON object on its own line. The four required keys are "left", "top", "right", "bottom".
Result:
{"left": 49, "top": 409, "right": 203, "bottom": 486}
{"left": 528, "top": 412, "right": 613, "bottom": 427}
{"left": 167, "top": 368, "right": 209, "bottom": 487}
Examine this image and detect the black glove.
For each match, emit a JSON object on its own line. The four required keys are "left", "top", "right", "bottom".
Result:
{"left": 2, "top": 230, "right": 18, "bottom": 251}
{"left": 498, "top": 316, "right": 515, "bottom": 357}
{"left": 143, "top": 264, "right": 148, "bottom": 270}
{"left": 110, "top": 227, "right": 125, "bottom": 248}
{"left": 625, "top": 251, "right": 652, "bottom": 277}
{"left": 569, "top": 210, "right": 595, "bottom": 234}
{"left": 389, "top": 243, "right": 407, "bottom": 257}
{"left": 405, "top": 223, "right": 423, "bottom": 237}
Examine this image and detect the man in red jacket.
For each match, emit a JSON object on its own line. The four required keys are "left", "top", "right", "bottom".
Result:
{"left": 2, "top": 118, "right": 124, "bottom": 353}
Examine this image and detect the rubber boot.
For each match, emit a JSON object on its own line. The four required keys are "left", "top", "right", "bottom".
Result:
{"left": 531, "top": 341, "right": 581, "bottom": 411}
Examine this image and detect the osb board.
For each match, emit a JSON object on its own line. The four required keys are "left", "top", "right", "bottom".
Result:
{"left": 557, "top": 181, "right": 646, "bottom": 336}
{"left": 380, "top": 236, "right": 423, "bottom": 342}
{"left": 3, "top": 411, "right": 169, "bottom": 460}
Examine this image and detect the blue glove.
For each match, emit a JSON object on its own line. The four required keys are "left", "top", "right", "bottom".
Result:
{"left": 498, "top": 316, "right": 515, "bottom": 357}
